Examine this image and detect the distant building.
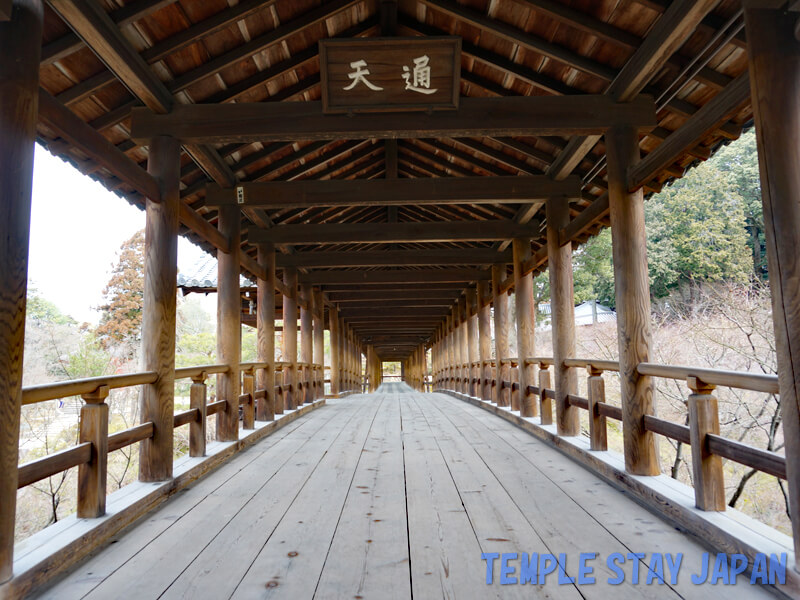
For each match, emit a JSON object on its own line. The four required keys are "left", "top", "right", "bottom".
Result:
{"left": 536, "top": 300, "right": 616, "bottom": 330}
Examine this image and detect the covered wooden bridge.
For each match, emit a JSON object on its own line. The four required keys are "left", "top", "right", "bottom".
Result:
{"left": 1, "top": 0, "right": 800, "bottom": 597}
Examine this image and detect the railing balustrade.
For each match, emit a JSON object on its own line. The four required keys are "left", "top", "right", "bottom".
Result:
{"left": 434, "top": 355, "right": 786, "bottom": 514}
{"left": 16, "top": 360, "right": 329, "bottom": 521}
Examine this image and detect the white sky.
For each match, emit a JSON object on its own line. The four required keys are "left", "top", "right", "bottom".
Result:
{"left": 29, "top": 145, "right": 210, "bottom": 324}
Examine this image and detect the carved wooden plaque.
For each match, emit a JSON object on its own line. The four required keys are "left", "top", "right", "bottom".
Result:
{"left": 319, "top": 37, "right": 461, "bottom": 114}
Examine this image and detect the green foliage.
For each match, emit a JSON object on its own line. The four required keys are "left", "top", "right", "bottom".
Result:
{"left": 645, "top": 161, "right": 751, "bottom": 296}
{"left": 26, "top": 289, "right": 75, "bottom": 326}
{"left": 572, "top": 229, "right": 615, "bottom": 307}
{"left": 56, "top": 333, "right": 112, "bottom": 380}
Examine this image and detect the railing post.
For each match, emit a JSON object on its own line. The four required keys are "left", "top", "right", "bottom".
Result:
{"left": 216, "top": 203, "right": 241, "bottom": 442}
{"left": 513, "top": 238, "right": 537, "bottom": 418}
{"left": 189, "top": 372, "right": 207, "bottom": 457}
{"left": 256, "top": 242, "right": 275, "bottom": 421}
{"left": 140, "top": 134, "right": 180, "bottom": 477}
{"left": 242, "top": 368, "right": 255, "bottom": 430}
{"left": 274, "top": 366, "right": 284, "bottom": 415}
{"left": 539, "top": 363, "right": 553, "bottom": 425}
{"left": 687, "top": 377, "right": 725, "bottom": 511}
{"left": 0, "top": 0, "right": 43, "bottom": 581}
{"left": 587, "top": 366, "right": 607, "bottom": 451}
{"left": 511, "top": 360, "right": 520, "bottom": 411}
{"left": 606, "top": 125, "right": 659, "bottom": 475}
{"left": 78, "top": 385, "right": 109, "bottom": 518}
{"left": 744, "top": 3, "right": 800, "bottom": 558}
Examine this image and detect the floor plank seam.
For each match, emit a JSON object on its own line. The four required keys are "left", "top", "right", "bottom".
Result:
{"left": 310, "top": 395, "right": 387, "bottom": 599}
{"left": 429, "top": 394, "right": 685, "bottom": 599}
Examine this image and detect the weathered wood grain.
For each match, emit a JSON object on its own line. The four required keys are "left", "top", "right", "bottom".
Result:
{"left": 139, "top": 135, "right": 179, "bottom": 481}
{"left": 605, "top": 125, "right": 659, "bottom": 476}
{"left": 0, "top": 0, "right": 41, "bottom": 580}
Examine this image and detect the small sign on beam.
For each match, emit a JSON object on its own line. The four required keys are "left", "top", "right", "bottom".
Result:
{"left": 319, "top": 37, "right": 461, "bottom": 114}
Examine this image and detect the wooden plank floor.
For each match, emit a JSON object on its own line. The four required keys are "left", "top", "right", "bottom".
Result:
{"left": 37, "top": 384, "right": 776, "bottom": 599}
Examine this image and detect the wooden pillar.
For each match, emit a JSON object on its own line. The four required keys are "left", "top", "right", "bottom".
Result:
{"left": 216, "top": 204, "right": 241, "bottom": 441}
{"left": 139, "top": 134, "right": 180, "bottom": 478}
{"left": 313, "top": 290, "right": 324, "bottom": 399}
{"left": 256, "top": 243, "right": 275, "bottom": 421}
{"left": 466, "top": 288, "right": 479, "bottom": 397}
{"left": 606, "top": 125, "right": 659, "bottom": 475}
{"left": 0, "top": 0, "right": 42, "bottom": 579}
{"left": 421, "top": 346, "right": 428, "bottom": 391}
{"left": 300, "top": 283, "right": 313, "bottom": 405}
{"left": 513, "top": 238, "right": 537, "bottom": 418}
{"left": 546, "top": 201, "right": 578, "bottom": 435}
{"left": 282, "top": 268, "right": 298, "bottom": 409}
{"left": 458, "top": 296, "right": 468, "bottom": 394}
{"left": 492, "top": 264, "right": 511, "bottom": 407}
{"left": 330, "top": 306, "right": 340, "bottom": 396}
{"left": 477, "top": 281, "right": 492, "bottom": 402}
{"left": 744, "top": 3, "right": 800, "bottom": 557}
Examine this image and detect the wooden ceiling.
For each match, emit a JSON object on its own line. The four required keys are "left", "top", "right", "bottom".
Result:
{"left": 35, "top": 0, "right": 753, "bottom": 360}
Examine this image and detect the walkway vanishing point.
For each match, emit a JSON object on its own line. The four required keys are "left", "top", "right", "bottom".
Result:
{"left": 33, "top": 386, "right": 778, "bottom": 599}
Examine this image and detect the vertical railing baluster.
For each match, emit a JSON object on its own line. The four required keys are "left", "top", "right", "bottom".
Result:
{"left": 190, "top": 372, "right": 207, "bottom": 457}
{"left": 78, "top": 385, "right": 109, "bottom": 518}
{"left": 687, "top": 376, "right": 726, "bottom": 511}
{"left": 539, "top": 362, "right": 553, "bottom": 425}
{"left": 587, "top": 366, "right": 607, "bottom": 451}
{"left": 242, "top": 368, "right": 255, "bottom": 430}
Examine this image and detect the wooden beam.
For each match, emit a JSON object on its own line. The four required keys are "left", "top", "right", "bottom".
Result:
{"left": 629, "top": 73, "right": 751, "bottom": 191}
{"left": 547, "top": 0, "right": 720, "bottom": 180}
{"left": 250, "top": 220, "right": 539, "bottom": 245}
{"left": 276, "top": 248, "right": 512, "bottom": 268}
{"left": 329, "top": 291, "right": 461, "bottom": 301}
{"left": 206, "top": 175, "right": 581, "bottom": 208}
{"left": 130, "top": 96, "right": 657, "bottom": 144}
{"left": 41, "top": 0, "right": 177, "bottom": 65}
{"left": 48, "top": 0, "right": 173, "bottom": 112}
{"left": 298, "top": 269, "right": 490, "bottom": 285}
{"left": 37, "top": 89, "right": 160, "bottom": 201}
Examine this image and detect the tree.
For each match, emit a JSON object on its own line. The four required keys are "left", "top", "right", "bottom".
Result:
{"left": 645, "top": 162, "right": 751, "bottom": 303}
{"left": 708, "top": 130, "right": 766, "bottom": 279}
{"left": 96, "top": 230, "right": 145, "bottom": 349}
{"left": 572, "top": 229, "right": 615, "bottom": 307}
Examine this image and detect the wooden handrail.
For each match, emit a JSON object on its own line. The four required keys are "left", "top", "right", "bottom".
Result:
{"left": 17, "top": 443, "right": 92, "bottom": 489}
{"left": 707, "top": 434, "right": 786, "bottom": 480}
{"left": 637, "top": 362, "right": 779, "bottom": 394}
{"left": 563, "top": 358, "right": 620, "bottom": 372}
{"left": 174, "top": 364, "right": 228, "bottom": 379}
{"left": 108, "top": 422, "right": 154, "bottom": 453}
{"left": 22, "top": 371, "right": 158, "bottom": 405}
